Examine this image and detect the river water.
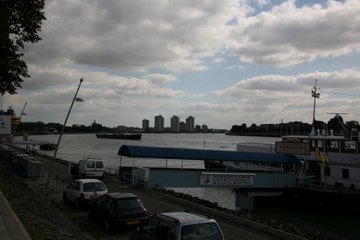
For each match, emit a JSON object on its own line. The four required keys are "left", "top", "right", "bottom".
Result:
{"left": 19, "top": 133, "right": 279, "bottom": 210}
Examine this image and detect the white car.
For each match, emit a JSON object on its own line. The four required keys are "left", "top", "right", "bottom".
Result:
{"left": 70, "top": 158, "right": 105, "bottom": 180}
{"left": 130, "top": 211, "right": 224, "bottom": 240}
{"left": 63, "top": 179, "right": 108, "bottom": 209}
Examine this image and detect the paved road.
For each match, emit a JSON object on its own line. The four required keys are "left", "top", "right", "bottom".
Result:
{"left": 53, "top": 178, "right": 280, "bottom": 240}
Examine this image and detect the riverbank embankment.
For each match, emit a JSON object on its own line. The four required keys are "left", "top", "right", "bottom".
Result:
{"left": 1, "top": 144, "right": 358, "bottom": 240}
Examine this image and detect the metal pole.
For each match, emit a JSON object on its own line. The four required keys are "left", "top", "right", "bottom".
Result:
{"left": 312, "top": 79, "right": 317, "bottom": 125}
{"left": 46, "top": 78, "right": 83, "bottom": 190}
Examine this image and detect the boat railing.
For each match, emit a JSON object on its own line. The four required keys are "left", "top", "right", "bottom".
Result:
{"left": 297, "top": 175, "right": 318, "bottom": 187}
{"left": 236, "top": 143, "right": 276, "bottom": 153}
{"left": 223, "top": 161, "right": 283, "bottom": 172}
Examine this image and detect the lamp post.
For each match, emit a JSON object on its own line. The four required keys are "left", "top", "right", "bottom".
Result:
{"left": 46, "top": 78, "right": 84, "bottom": 190}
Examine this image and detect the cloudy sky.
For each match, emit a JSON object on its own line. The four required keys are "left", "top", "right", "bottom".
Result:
{"left": 3, "top": 0, "right": 360, "bottom": 129}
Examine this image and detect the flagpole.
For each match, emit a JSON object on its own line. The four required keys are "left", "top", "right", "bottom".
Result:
{"left": 312, "top": 79, "right": 318, "bottom": 125}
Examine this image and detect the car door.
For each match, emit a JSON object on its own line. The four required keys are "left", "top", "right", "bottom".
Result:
{"left": 95, "top": 160, "right": 104, "bottom": 178}
{"left": 153, "top": 220, "right": 175, "bottom": 240}
{"left": 93, "top": 195, "right": 111, "bottom": 221}
{"left": 130, "top": 217, "right": 159, "bottom": 240}
{"left": 66, "top": 180, "right": 79, "bottom": 203}
{"left": 130, "top": 217, "right": 176, "bottom": 240}
{"left": 86, "top": 160, "right": 95, "bottom": 177}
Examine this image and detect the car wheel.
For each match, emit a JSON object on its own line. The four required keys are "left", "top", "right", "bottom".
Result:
{"left": 88, "top": 209, "right": 94, "bottom": 220}
{"left": 62, "top": 192, "right": 68, "bottom": 204}
{"left": 104, "top": 220, "right": 111, "bottom": 232}
{"left": 75, "top": 199, "right": 81, "bottom": 210}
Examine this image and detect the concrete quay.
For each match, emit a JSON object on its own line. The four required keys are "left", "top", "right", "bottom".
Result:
{"left": 0, "top": 146, "right": 308, "bottom": 240}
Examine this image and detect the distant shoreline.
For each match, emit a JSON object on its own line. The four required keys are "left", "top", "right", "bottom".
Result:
{"left": 225, "top": 132, "right": 284, "bottom": 137}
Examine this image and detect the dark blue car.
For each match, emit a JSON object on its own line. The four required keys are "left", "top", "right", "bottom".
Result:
{"left": 89, "top": 192, "right": 148, "bottom": 232}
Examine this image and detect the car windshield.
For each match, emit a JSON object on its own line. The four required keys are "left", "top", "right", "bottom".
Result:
{"left": 86, "top": 161, "right": 95, "bottom": 168}
{"left": 113, "top": 198, "right": 143, "bottom": 213}
{"left": 83, "top": 182, "right": 106, "bottom": 192}
{"left": 181, "top": 222, "right": 222, "bottom": 240}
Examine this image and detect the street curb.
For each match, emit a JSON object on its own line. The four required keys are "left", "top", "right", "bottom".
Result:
{"left": 0, "top": 190, "right": 31, "bottom": 240}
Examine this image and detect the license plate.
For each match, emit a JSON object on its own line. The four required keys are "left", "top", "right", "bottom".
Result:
{"left": 127, "top": 220, "right": 140, "bottom": 225}
{"left": 90, "top": 193, "right": 98, "bottom": 199}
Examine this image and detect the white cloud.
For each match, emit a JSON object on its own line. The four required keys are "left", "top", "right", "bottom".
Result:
{"left": 25, "top": 0, "right": 242, "bottom": 73}
{"left": 4, "top": 0, "right": 359, "bottom": 130}
{"left": 144, "top": 74, "right": 178, "bottom": 85}
{"left": 212, "top": 68, "right": 360, "bottom": 125}
{"left": 227, "top": 0, "right": 360, "bottom": 67}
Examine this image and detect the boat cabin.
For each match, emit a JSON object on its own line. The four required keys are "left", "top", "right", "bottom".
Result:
{"left": 278, "top": 130, "right": 360, "bottom": 191}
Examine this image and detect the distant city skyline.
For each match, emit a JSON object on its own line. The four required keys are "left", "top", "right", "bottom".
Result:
{"left": 142, "top": 115, "right": 207, "bottom": 132}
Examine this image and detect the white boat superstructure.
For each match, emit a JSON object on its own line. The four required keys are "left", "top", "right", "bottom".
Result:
{"left": 236, "top": 129, "right": 360, "bottom": 191}
{"left": 236, "top": 80, "right": 360, "bottom": 192}
{"left": 278, "top": 130, "right": 360, "bottom": 190}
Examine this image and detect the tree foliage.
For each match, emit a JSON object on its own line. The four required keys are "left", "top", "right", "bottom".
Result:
{"left": 0, "top": 0, "right": 45, "bottom": 94}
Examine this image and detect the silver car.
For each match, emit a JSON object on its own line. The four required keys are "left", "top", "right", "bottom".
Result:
{"left": 129, "top": 211, "right": 224, "bottom": 240}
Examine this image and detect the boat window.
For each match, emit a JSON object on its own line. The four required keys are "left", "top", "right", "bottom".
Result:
{"left": 342, "top": 169, "right": 349, "bottom": 179}
{"left": 326, "top": 141, "right": 339, "bottom": 152}
{"left": 342, "top": 141, "right": 356, "bottom": 153}
{"left": 311, "top": 140, "right": 322, "bottom": 151}
{"left": 311, "top": 140, "right": 316, "bottom": 148}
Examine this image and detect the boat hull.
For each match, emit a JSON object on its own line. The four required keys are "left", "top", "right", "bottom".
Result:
{"left": 96, "top": 133, "right": 142, "bottom": 140}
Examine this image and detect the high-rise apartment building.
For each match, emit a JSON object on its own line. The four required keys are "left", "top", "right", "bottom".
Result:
{"left": 202, "top": 124, "right": 208, "bottom": 132}
{"left": 154, "top": 115, "right": 164, "bottom": 132}
{"left": 179, "top": 121, "right": 186, "bottom": 132}
{"left": 170, "top": 115, "right": 180, "bottom": 132}
{"left": 142, "top": 119, "right": 150, "bottom": 131}
{"left": 186, "top": 116, "right": 195, "bottom": 132}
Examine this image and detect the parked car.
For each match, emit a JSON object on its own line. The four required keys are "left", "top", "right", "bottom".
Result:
{"left": 88, "top": 192, "right": 148, "bottom": 232}
{"left": 63, "top": 178, "right": 107, "bottom": 209}
{"left": 129, "top": 211, "right": 224, "bottom": 240}
{"left": 70, "top": 158, "right": 104, "bottom": 180}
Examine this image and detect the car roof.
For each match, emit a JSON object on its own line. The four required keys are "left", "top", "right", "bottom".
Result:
{"left": 74, "top": 178, "right": 104, "bottom": 183}
{"left": 105, "top": 192, "right": 138, "bottom": 199}
{"left": 157, "top": 212, "right": 214, "bottom": 224}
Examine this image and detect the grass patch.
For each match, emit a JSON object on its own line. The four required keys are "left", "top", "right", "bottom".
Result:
{"left": 0, "top": 166, "right": 48, "bottom": 239}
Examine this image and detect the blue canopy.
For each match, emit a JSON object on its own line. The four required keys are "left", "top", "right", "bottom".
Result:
{"left": 118, "top": 145, "right": 300, "bottom": 164}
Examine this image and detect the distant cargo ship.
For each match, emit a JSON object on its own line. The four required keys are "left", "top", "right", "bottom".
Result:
{"left": 95, "top": 133, "right": 142, "bottom": 140}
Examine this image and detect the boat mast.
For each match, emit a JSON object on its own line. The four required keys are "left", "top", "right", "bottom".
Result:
{"left": 311, "top": 79, "right": 320, "bottom": 125}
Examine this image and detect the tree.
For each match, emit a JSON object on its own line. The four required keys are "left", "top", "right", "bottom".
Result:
{"left": 249, "top": 123, "right": 257, "bottom": 132}
{"left": 0, "top": 0, "right": 45, "bottom": 94}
